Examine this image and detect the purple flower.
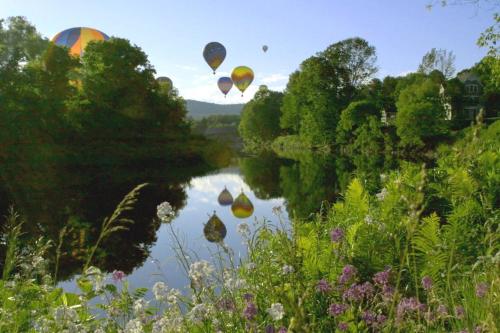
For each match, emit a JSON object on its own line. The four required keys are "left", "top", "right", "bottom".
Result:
{"left": 243, "top": 293, "right": 254, "bottom": 302}
{"left": 277, "top": 327, "right": 287, "bottom": 333}
{"left": 437, "top": 304, "right": 448, "bottom": 317}
{"left": 373, "top": 268, "right": 391, "bottom": 286}
{"left": 343, "top": 284, "right": 363, "bottom": 302}
{"left": 382, "top": 284, "right": 395, "bottom": 302}
{"left": 475, "top": 282, "right": 488, "bottom": 298}
{"left": 112, "top": 270, "right": 125, "bottom": 282}
{"left": 217, "top": 298, "right": 236, "bottom": 312}
{"left": 474, "top": 325, "right": 484, "bottom": 333}
{"left": 421, "top": 276, "right": 433, "bottom": 291}
{"left": 377, "top": 314, "right": 387, "bottom": 325}
{"left": 361, "top": 310, "right": 377, "bottom": 326}
{"left": 455, "top": 305, "right": 465, "bottom": 319}
{"left": 243, "top": 302, "right": 258, "bottom": 320}
{"left": 265, "top": 325, "right": 275, "bottom": 333}
{"left": 328, "top": 303, "right": 348, "bottom": 316}
{"left": 359, "top": 282, "right": 374, "bottom": 298}
{"left": 338, "top": 322, "right": 348, "bottom": 331}
{"left": 330, "top": 228, "right": 344, "bottom": 242}
{"left": 397, "top": 297, "right": 422, "bottom": 320}
{"left": 316, "top": 279, "right": 332, "bottom": 293}
{"left": 339, "top": 265, "right": 357, "bottom": 284}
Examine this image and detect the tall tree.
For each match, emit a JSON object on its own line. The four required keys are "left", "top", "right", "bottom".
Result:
{"left": 418, "top": 48, "right": 456, "bottom": 78}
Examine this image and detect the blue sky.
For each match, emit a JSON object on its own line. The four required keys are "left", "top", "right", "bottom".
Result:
{"left": 1, "top": 0, "right": 495, "bottom": 103}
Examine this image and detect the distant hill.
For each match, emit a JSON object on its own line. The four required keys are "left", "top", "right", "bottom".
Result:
{"left": 185, "top": 100, "right": 244, "bottom": 119}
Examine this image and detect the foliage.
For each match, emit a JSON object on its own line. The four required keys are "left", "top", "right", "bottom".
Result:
{"left": 395, "top": 77, "right": 449, "bottom": 148}
{"left": 418, "top": 48, "right": 456, "bottom": 78}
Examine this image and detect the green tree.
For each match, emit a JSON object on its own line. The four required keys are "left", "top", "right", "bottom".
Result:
{"left": 336, "top": 100, "right": 380, "bottom": 148}
{"left": 418, "top": 48, "right": 456, "bottom": 78}
{"left": 239, "top": 86, "right": 283, "bottom": 147}
{"left": 396, "top": 77, "right": 449, "bottom": 148}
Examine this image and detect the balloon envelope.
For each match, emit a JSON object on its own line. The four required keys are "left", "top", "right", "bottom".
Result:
{"left": 231, "top": 191, "right": 254, "bottom": 219}
{"left": 217, "top": 77, "right": 233, "bottom": 97}
{"left": 203, "top": 42, "right": 226, "bottom": 74}
{"left": 231, "top": 66, "right": 254, "bottom": 95}
{"left": 262, "top": 45, "right": 268, "bottom": 52}
{"left": 204, "top": 212, "right": 227, "bottom": 243}
{"left": 157, "top": 76, "right": 172, "bottom": 86}
{"left": 52, "top": 27, "right": 109, "bottom": 57}
{"left": 218, "top": 186, "right": 233, "bottom": 205}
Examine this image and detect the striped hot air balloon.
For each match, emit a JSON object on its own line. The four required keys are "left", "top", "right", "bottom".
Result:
{"left": 52, "top": 27, "right": 109, "bottom": 57}
{"left": 203, "top": 42, "right": 226, "bottom": 74}
{"left": 231, "top": 66, "right": 254, "bottom": 96}
{"left": 231, "top": 191, "right": 254, "bottom": 219}
{"left": 217, "top": 77, "right": 233, "bottom": 98}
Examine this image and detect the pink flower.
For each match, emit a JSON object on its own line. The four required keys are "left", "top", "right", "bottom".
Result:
{"left": 112, "top": 270, "right": 125, "bottom": 282}
{"left": 475, "top": 282, "right": 488, "bottom": 298}
{"left": 373, "top": 268, "right": 391, "bottom": 286}
{"left": 316, "top": 279, "right": 332, "bottom": 293}
{"left": 421, "top": 276, "right": 433, "bottom": 291}
{"left": 338, "top": 322, "right": 348, "bottom": 331}
{"left": 339, "top": 265, "right": 357, "bottom": 284}
{"left": 330, "top": 228, "right": 344, "bottom": 242}
{"left": 328, "top": 303, "right": 348, "bottom": 316}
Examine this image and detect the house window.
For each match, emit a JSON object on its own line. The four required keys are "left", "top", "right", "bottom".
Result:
{"left": 466, "top": 84, "right": 479, "bottom": 95}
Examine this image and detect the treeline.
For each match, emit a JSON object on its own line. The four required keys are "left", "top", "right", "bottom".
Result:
{"left": 239, "top": 37, "right": 499, "bottom": 154}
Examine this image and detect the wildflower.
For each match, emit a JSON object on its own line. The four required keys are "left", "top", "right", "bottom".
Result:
{"left": 373, "top": 268, "right": 391, "bottom": 286}
{"left": 338, "top": 322, "right": 349, "bottom": 331}
{"left": 339, "top": 264, "right": 357, "bottom": 284}
{"left": 243, "top": 293, "right": 254, "bottom": 302}
{"left": 153, "top": 281, "right": 169, "bottom": 301}
{"left": 382, "top": 284, "right": 395, "bottom": 302}
{"left": 265, "top": 325, "right": 275, "bottom": 333}
{"left": 282, "top": 265, "right": 294, "bottom": 274}
{"left": 343, "top": 283, "right": 372, "bottom": 302}
{"left": 422, "top": 276, "right": 433, "bottom": 291}
{"left": 364, "top": 215, "right": 373, "bottom": 224}
{"left": 328, "top": 303, "right": 348, "bottom": 316}
{"left": 112, "top": 270, "right": 125, "bottom": 282}
{"left": 455, "top": 305, "right": 465, "bottom": 319}
{"left": 474, "top": 325, "right": 484, "bottom": 333}
{"left": 397, "top": 297, "right": 422, "bottom": 320}
{"left": 157, "top": 201, "right": 175, "bottom": 222}
{"left": 316, "top": 279, "right": 332, "bottom": 293}
{"left": 133, "top": 299, "right": 148, "bottom": 316}
{"left": 188, "top": 303, "right": 211, "bottom": 324}
{"left": 376, "top": 188, "right": 388, "bottom": 201}
{"left": 243, "top": 301, "right": 258, "bottom": 320}
{"left": 272, "top": 206, "right": 283, "bottom": 215}
{"left": 267, "top": 303, "right": 285, "bottom": 321}
{"left": 475, "top": 282, "right": 488, "bottom": 298}
{"left": 330, "top": 228, "right": 344, "bottom": 242}
{"left": 437, "top": 304, "right": 448, "bottom": 317}
{"left": 277, "top": 327, "right": 287, "bottom": 333}
{"left": 217, "top": 298, "right": 236, "bottom": 312}
{"left": 224, "top": 277, "right": 247, "bottom": 291}
{"left": 124, "top": 319, "right": 143, "bottom": 333}
{"left": 188, "top": 260, "right": 214, "bottom": 287}
{"left": 377, "top": 314, "right": 387, "bottom": 325}
{"left": 362, "top": 310, "right": 377, "bottom": 326}
{"left": 167, "top": 288, "right": 181, "bottom": 304}
{"left": 246, "top": 262, "right": 257, "bottom": 270}
{"left": 237, "top": 222, "right": 250, "bottom": 236}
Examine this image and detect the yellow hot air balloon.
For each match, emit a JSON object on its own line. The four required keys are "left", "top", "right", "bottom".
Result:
{"left": 204, "top": 212, "right": 227, "bottom": 243}
{"left": 231, "top": 66, "right": 254, "bottom": 96}
{"left": 231, "top": 191, "right": 254, "bottom": 219}
{"left": 218, "top": 186, "right": 233, "bottom": 206}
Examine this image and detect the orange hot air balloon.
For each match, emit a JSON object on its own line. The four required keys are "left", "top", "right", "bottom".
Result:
{"left": 218, "top": 186, "right": 233, "bottom": 206}
{"left": 52, "top": 27, "right": 109, "bottom": 57}
{"left": 204, "top": 212, "right": 227, "bottom": 243}
{"left": 231, "top": 191, "right": 254, "bottom": 219}
{"left": 231, "top": 66, "right": 254, "bottom": 96}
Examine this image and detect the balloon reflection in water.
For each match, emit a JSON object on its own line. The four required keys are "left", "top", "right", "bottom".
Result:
{"left": 204, "top": 211, "right": 227, "bottom": 243}
{"left": 231, "top": 191, "right": 254, "bottom": 219}
{"left": 218, "top": 186, "right": 233, "bottom": 206}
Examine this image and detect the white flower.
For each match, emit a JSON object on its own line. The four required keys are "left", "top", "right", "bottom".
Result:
{"left": 157, "top": 201, "right": 175, "bottom": 222}
{"left": 124, "top": 318, "right": 143, "bottom": 333}
{"left": 364, "top": 215, "right": 373, "bottom": 224}
{"left": 376, "top": 188, "right": 388, "bottom": 201}
{"left": 282, "top": 265, "right": 294, "bottom": 274}
{"left": 188, "top": 303, "right": 211, "bottom": 323}
{"left": 237, "top": 222, "right": 250, "bottom": 236}
{"left": 267, "top": 303, "right": 285, "bottom": 321}
{"left": 133, "top": 298, "right": 148, "bottom": 315}
{"left": 153, "top": 281, "right": 169, "bottom": 301}
{"left": 246, "top": 262, "right": 257, "bottom": 270}
{"left": 380, "top": 173, "right": 387, "bottom": 182}
{"left": 167, "top": 288, "right": 182, "bottom": 304}
{"left": 189, "top": 260, "right": 214, "bottom": 287}
{"left": 224, "top": 277, "right": 247, "bottom": 291}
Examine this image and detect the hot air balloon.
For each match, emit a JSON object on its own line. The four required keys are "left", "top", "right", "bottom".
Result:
{"left": 204, "top": 212, "right": 227, "bottom": 243}
{"left": 262, "top": 45, "right": 268, "bottom": 53}
{"left": 203, "top": 42, "right": 226, "bottom": 74}
{"left": 157, "top": 76, "right": 173, "bottom": 86}
{"left": 231, "top": 66, "right": 254, "bottom": 96}
{"left": 231, "top": 191, "right": 254, "bottom": 219}
{"left": 52, "top": 27, "right": 109, "bottom": 57}
{"left": 218, "top": 186, "right": 233, "bottom": 205}
{"left": 217, "top": 77, "right": 233, "bottom": 98}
